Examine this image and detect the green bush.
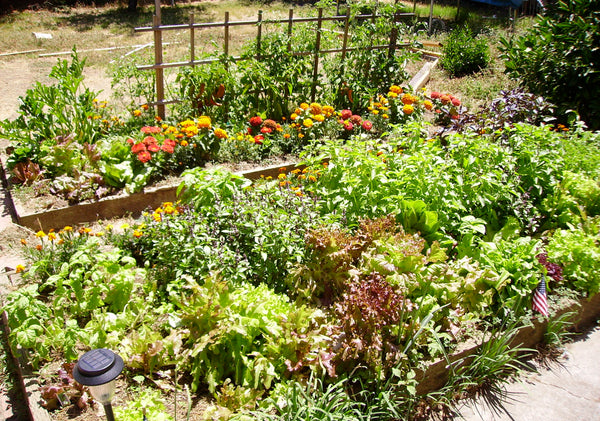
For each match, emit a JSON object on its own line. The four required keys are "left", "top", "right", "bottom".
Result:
{"left": 500, "top": 0, "right": 600, "bottom": 129}
{"left": 441, "top": 26, "right": 490, "bottom": 77}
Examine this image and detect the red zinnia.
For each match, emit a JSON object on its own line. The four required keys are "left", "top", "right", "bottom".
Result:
{"left": 137, "top": 151, "right": 152, "bottom": 163}
{"left": 143, "top": 136, "right": 157, "bottom": 146}
{"left": 362, "top": 120, "right": 373, "bottom": 131}
{"left": 343, "top": 121, "right": 354, "bottom": 131}
{"left": 249, "top": 116, "right": 263, "bottom": 127}
{"left": 430, "top": 91, "right": 441, "bottom": 99}
{"left": 126, "top": 138, "right": 134, "bottom": 145}
{"left": 131, "top": 142, "right": 146, "bottom": 153}
{"left": 161, "top": 144, "right": 174, "bottom": 153}
{"left": 141, "top": 125, "right": 161, "bottom": 134}
{"left": 254, "top": 135, "right": 264, "bottom": 145}
{"left": 451, "top": 97, "right": 461, "bottom": 107}
{"left": 261, "top": 126, "right": 272, "bottom": 134}
{"left": 340, "top": 109, "right": 352, "bottom": 120}
{"left": 147, "top": 143, "right": 160, "bottom": 152}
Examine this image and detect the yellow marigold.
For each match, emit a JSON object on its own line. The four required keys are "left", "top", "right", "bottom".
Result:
{"left": 303, "top": 118, "right": 314, "bottom": 128}
{"left": 153, "top": 213, "right": 162, "bottom": 222}
{"left": 96, "top": 232, "right": 104, "bottom": 237}
{"left": 310, "top": 102, "right": 322, "bottom": 115}
{"left": 197, "top": 115, "right": 211, "bottom": 129}
{"left": 36, "top": 245, "right": 43, "bottom": 251}
{"left": 20, "top": 238, "right": 27, "bottom": 246}
{"left": 180, "top": 119, "right": 195, "bottom": 127}
{"left": 284, "top": 133, "right": 291, "bottom": 139}
{"left": 278, "top": 173, "right": 286, "bottom": 180}
{"left": 133, "top": 229, "right": 143, "bottom": 238}
{"left": 403, "top": 104, "right": 414, "bottom": 115}
{"left": 214, "top": 128, "right": 228, "bottom": 139}
{"left": 133, "top": 109, "right": 142, "bottom": 117}
{"left": 141, "top": 104, "right": 149, "bottom": 110}
{"left": 300, "top": 102, "right": 309, "bottom": 110}
{"left": 308, "top": 175, "right": 317, "bottom": 182}
{"left": 36, "top": 230, "right": 46, "bottom": 238}
{"left": 47, "top": 232, "right": 57, "bottom": 242}
{"left": 401, "top": 94, "right": 416, "bottom": 105}
{"left": 313, "top": 114, "right": 325, "bottom": 123}
{"left": 298, "top": 133, "right": 304, "bottom": 138}
{"left": 290, "top": 113, "right": 298, "bottom": 121}
{"left": 16, "top": 264, "right": 26, "bottom": 273}
{"left": 180, "top": 140, "right": 189, "bottom": 147}
{"left": 322, "top": 105, "right": 335, "bottom": 117}
{"left": 372, "top": 109, "right": 380, "bottom": 115}
{"left": 389, "top": 85, "right": 403, "bottom": 94}
{"left": 388, "top": 92, "right": 398, "bottom": 99}
{"left": 382, "top": 114, "right": 389, "bottom": 119}
{"left": 423, "top": 100, "right": 433, "bottom": 110}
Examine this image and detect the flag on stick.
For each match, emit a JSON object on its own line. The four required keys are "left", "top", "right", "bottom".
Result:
{"left": 532, "top": 274, "right": 549, "bottom": 317}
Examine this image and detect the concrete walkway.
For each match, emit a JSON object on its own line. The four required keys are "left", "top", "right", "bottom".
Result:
{"left": 456, "top": 325, "right": 600, "bottom": 421}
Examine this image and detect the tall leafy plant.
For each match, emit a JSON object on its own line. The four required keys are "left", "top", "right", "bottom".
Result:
{"left": 500, "top": 0, "right": 600, "bottom": 129}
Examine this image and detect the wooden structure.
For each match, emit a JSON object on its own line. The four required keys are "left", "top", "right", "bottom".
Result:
{"left": 135, "top": 6, "right": 415, "bottom": 119}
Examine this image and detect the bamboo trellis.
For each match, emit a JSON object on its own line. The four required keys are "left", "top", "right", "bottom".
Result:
{"left": 135, "top": 7, "right": 415, "bottom": 119}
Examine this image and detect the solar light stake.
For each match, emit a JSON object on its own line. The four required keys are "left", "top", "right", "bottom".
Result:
{"left": 73, "top": 348, "right": 124, "bottom": 421}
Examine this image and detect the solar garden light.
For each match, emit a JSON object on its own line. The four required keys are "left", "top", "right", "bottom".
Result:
{"left": 73, "top": 348, "right": 124, "bottom": 421}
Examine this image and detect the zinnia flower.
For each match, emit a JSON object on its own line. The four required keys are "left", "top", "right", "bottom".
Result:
{"left": 340, "top": 109, "right": 352, "bottom": 120}
{"left": 137, "top": 151, "right": 152, "bottom": 163}
{"left": 131, "top": 143, "right": 146, "bottom": 153}
{"left": 148, "top": 143, "right": 160, "bottom": 152}
{"left": 343, "top": 121, "right": 354, "bottom": 131}
{"left": 249, "top": 116, "right": 263, "bottom": 127}
{"left": 362, "top": 120, "right": 373, "bottom": 131}
{"left": 430, "top": 91, "right": 441, "bottom": 99}
{"left": 451, "top": 97, "right": 461, "bottom": 107}
{"left": 261, "top": 127, "right": 272, "bottom": 134}
{"left": 254, "top": 135, "right": 264, "bottom": 145}
{"left": 141, "top": 126, "right": 161, "bottom": 134}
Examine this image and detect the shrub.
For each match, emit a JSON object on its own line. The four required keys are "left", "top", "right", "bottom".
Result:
{"left": 441, "top": 26, "right": 490, "bottom": 77}
{"left": 500, "top": 0, "right": 600, "bottom": 129}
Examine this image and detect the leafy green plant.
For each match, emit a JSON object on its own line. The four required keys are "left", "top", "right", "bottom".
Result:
{"left": 500, "top": 0, "right": 600, "bottom": 129}
{"left": 441, "top": 26, "right": 490, "bottom": 78}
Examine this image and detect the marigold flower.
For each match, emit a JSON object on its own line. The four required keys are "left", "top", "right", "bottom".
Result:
{"left": 389, "top": 85, "right": 403, "bottom": 94}
{"left": 403, "top": 104, "right": 414, "bottom": 115}
{"left": 47, "top": 232, "right": 57, "bottom": 242}
{"left": 278, "top": 173, "right": 286, "bottom": 180}
{"left": 36, "top": 245, "right": 43, "bottom": 251}
{"left": 214, "top": 128, "right": 228, "bottom": 139}
{"left": 388, "top": 92, "right": 398, "bottom": 99}
{"left": 314, "top": 114, "right": 325, "bottom": 123}
{"left": 197, "top": 116, "right": 211, "bottom": 129}
{"left": 133, "top": 230, "right": 143, "bottom": 238}
{"left": 423, "top": 100, "right": 433, "bottom": 110}
{"left": 263, "top": 119, "right": 278, "bottom": 130}
{"left": 290, "top": 113, "right": 298, "bottom": 121}
{"left": 137, "top": 151, "right": 152, "bottom": 163}
{"left": 180, "top": 139, "right": 189, "bottom": 147}
{"left": 300, "top": 102, "right": 309, "bottom": 110}
{"left": 36, "top": 230, "right": 46, "bottom": 238}
{"left": 303, "top": 118, "right": 313, "bottom": 128}
{"left": 155, "top": 116, "right": 162, "bottom": 122}
{"left": 310, "top": 103, "right": 322, "bottom": 115}
{"left": 372, "top": 109, "right": 380, "bottom": 115}
{"left": 440, "top": 94, "right": 451, "bottom": 105}
{"left": 20, "top": 238, "right": 27, "bottom": 246}
{"left": 133, "top": 109, "right": 142, "bottom": 117}
{"left": 308, "top": 175, "right": 317, "bottom": 182}
{"left": 16, "top": 264, "right": 25, "bottom": 273}
{"left": 401, "top": 94, "right": 416, "bottom": 105}
{"left": 322, "top": 105, "right": 335, "bottom": 117}
{"left": 141, "top": 104, "right": 149, "bottom": 110}
{"left": 283, "top": 133, "right": 291, "bottom": 139}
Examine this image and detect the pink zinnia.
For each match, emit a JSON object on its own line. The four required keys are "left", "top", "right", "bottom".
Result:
{"left": 131, "top": 142, "right": 146, "bottom": 153}
{"left": 362, "top": 120, "right": 373, "bottom": 131}
{"left": 137, "top": 151, "right": 152, "bottom": 163}
{"left": 249, "top": 116, "right": 263, "bottom": 127}
{"left": 341, "top": 109, "right": 352, "bottom": 120}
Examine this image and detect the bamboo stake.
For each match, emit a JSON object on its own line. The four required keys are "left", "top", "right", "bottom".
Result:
{"left": 154, "top": 14, "right": 166, "bottom": 120}
{"left": 0, "top": 48, "right": 45, "bottom": 57}
{"left": 311, "top": 8, "right": 323, "bottom": 102}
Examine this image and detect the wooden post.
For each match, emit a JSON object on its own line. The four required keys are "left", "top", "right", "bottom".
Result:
{"left": 256, "top": 10, "right": 263, "bottom": 61}
{"left": 287, "top": 9, "right": 294, "bottom": 52}
{"left": 311, "top": 8, "right": 323, "bottom": 102}
{"left": 388, "top": 9, "right": 399, "bottom": 58}
{"left": 224, "top": 11, "right": 230, "bottom": 57}
{"left": 428, "top": 0, "right": 434, "bottom": 35}
{"left": 190, "top": 12, "right": 195, "bottom": 64}
{"left": 153, "top": 14, "right": 166, "bottom": 120}
{"left": 341, "top": 7, "right": 350, "bottom": 62}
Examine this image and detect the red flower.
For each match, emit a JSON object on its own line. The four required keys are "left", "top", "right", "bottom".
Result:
{"left": 137, "top": 151, "right": 152, "bottom": 163}
{"left": 249, "top": 116, "right": 263, "bottom": 127}
{"left": 451, "top": 97, "right": 461, "bottom": 107}
{"left": 126, "top": 138, "right": 134, "bottom": 145}
{"left": 143, "top": 136, "right": 158, "bottom": 146}
{"left": 343, "top": 121, "right": 354, "bottom": 131}
{"left": 440, "top": 94, "right": 451, "bottom": 105}
{"left": 161, "top": 144, "right": 174, "bottom": 153}
{"left": 141, "top": 125, "right": 161, "bottom": 134}
{"left": 430, "top": 91, "right": 441, "bottom": 99}
{"left": 362, "top": 120, "right": 373, "bottom": 131}
{"left": 254, "top": 135, "right": 264, "bottom": 145}
{"left": 260, "top": 126, "right": 272, "bottom": 134}
{"left": 131, "top": 142, "right": 146, "bottom": 153}
{"left": 341, "top": 109, "right": 352, "bottom": 120}
{"left": 147, "top": 143, "right": 160, "bottom": 152}
{"left": 350, "top": 114, "right": 362, "bottom": 125}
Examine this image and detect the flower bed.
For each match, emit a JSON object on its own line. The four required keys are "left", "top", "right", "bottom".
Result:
{"left": 2, "top": 113, "right": 600, "bottom": 419}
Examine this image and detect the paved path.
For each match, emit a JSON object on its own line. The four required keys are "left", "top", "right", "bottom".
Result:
{"left": 456, "top": 326, "right": 600, "bottom": 421}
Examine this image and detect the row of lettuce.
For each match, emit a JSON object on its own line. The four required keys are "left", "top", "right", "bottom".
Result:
{"left": 3, "top": 115, "right": 600, "bottom": 418}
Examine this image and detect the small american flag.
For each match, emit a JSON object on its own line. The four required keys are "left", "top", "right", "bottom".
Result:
{"left": 532, "top": 274, "right": 549, "bottom": 317}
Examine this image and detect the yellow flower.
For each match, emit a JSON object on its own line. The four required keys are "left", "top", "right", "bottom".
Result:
{"left": 197, "top": 116, "right": 211, "bottom": 129}
{"left": 36, "top": 230, "right": 46, "bottom": 238}
{"left": 16, "top": 264, "right": 25, "bottom": 273}
{"left": 47, "top": 232, "right": 57, "bottom": 242}
{"left": 309, "top": 102, "right": 322, "bottom": 115}
{"left": 303, "top": 118, "right": 314, "bottom": 128}
{"left": 278, "top": 173, "right": 286, "bottom": 180}
{"left": 403, "top": 104, "right": 414, "bottom": 115}
{"left": 300, "top": 102, "right": 309, "bottom": 110}
{"left": 214, "top": 128, "right": 228, "bottom": 139}
{"left": 180, "top": 140, "right": 189, "bottom": 147}
{"left": 290, "top": 113, "right": 298, "bottom": 121}
{"left": 389, "top": 85, "right": 403, "bottom": 94}
{"left": 133, "top": 109, "right": 142, "bottom": 117}
{"left": 322, "top": 105, "right": 335, "bottom": 117}
{"left": 121, "top": 223, "right": 131, "bottom": 230}
{"left": 313, "top": 114, "right": 325, "bottom": 122}
{"left": 133, "top": 230, "right": 143, "bottom": 238}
